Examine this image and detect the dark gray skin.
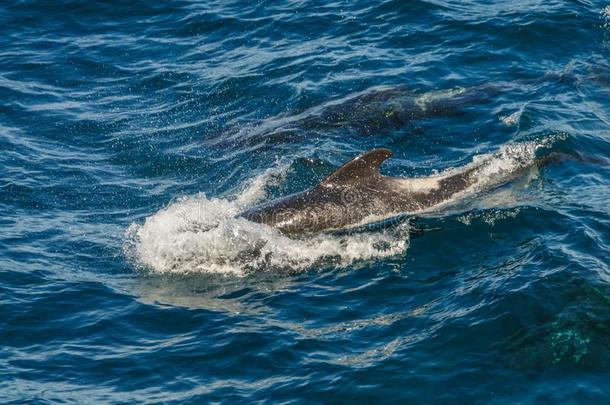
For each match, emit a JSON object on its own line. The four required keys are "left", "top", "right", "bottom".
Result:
{"left": 296, "top": 71, "right": 574, "bottom": 135}
{"left": 239, "top": 146, "right": 599, "bottom": 235}
{"left": 213, "top": 71, "right": 575, "bottom": 151}
{"left": 240, "top": 148, "right": 482, "bottom": 235}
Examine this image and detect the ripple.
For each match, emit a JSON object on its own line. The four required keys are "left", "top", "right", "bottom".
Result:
{"left": 1, "top": 0, "right": 610, "bottom": 402}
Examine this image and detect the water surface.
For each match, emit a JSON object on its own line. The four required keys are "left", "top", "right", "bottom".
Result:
{"left": 1, "top": 0, "right": 610, "bottom": 402}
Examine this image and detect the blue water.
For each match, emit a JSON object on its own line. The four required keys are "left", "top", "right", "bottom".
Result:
{"left": 2, "top": 0, "right": 610, "bottom": 402}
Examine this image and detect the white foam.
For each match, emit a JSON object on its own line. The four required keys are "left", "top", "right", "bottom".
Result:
{"left": 481, "top": 136, "right": 556, "bottom": 173}
{"left": 125, "top": 138, "right": 558, "bottom": 276}
{"left": 415, "top": 87, "right": 466, "bottom": 111}
{"left": 603, "top": 6, "right": 610, "bottom": 48}
{"left": 500, "top": 110, "right": 522, "bottom": 126}
{"left": 125, "top": 164, "right": 410, "bottom": 276}
{"left": 470, "top": 141, "right": 541, "bottom": 185}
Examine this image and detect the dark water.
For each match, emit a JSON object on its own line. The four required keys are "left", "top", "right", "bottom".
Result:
{"left": 2, "top": 0, "right": 610, "bottom": 402}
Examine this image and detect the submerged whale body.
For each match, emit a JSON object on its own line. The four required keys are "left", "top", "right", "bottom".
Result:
{"left": 216, "top": 69, "right": 578, "bottom": 151}
{"left": 293, "top": 70, "right": 577, "bottom": 135}
{"left": 239, "top": 147, "right": 533, "bottom": 235}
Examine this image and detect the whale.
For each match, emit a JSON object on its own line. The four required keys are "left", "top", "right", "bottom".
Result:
{"left": 211, "top": 70, "right": 578, "bottom": 151}
{"left": 239, "top": 147, "right": 538, "bottom": 235}
{"left": 289, "top": 70, "right": 578, "bottom": 136}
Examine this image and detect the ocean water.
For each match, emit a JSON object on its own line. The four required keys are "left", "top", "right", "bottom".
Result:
{"left": 1, "top": 0, "right": 610, "bottom": 402}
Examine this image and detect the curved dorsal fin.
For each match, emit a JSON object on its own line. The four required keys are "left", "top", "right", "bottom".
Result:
{"left": 321, "top": 148, "right": 393, "bottom": 187}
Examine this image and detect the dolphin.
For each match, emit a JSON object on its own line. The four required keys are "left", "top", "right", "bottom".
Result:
{"left": 239, "top": 147, "right": 530, "bottom": 235}
{"left": 294, "top": 70, "right": 576, "bottom": 135}
{"left": 211, "top": 70, "right": 577, "bottom": 151}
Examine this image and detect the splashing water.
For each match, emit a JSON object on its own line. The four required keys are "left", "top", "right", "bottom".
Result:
{"left": 500, "top": 108, "right": 524, "bottom": 126}
{"left": 468, "top": 138, "right": 554, "bottom": 188}
{"left": 125, "top": 163, "right": 411, "bottom": 276}
{"left": 126, "top": 139, "right": 557, "bottom": 276}
{"left": 602, "top": 5, "right": 610, "bottom": 48}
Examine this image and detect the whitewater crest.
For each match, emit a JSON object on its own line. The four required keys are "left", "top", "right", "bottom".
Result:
{"left": 126, "top": 139, "right": 556, "bottom": 276}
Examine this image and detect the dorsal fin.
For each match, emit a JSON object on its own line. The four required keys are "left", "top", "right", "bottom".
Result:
{"left": 321, "top": 148, "right": 393, "bottom": 187}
